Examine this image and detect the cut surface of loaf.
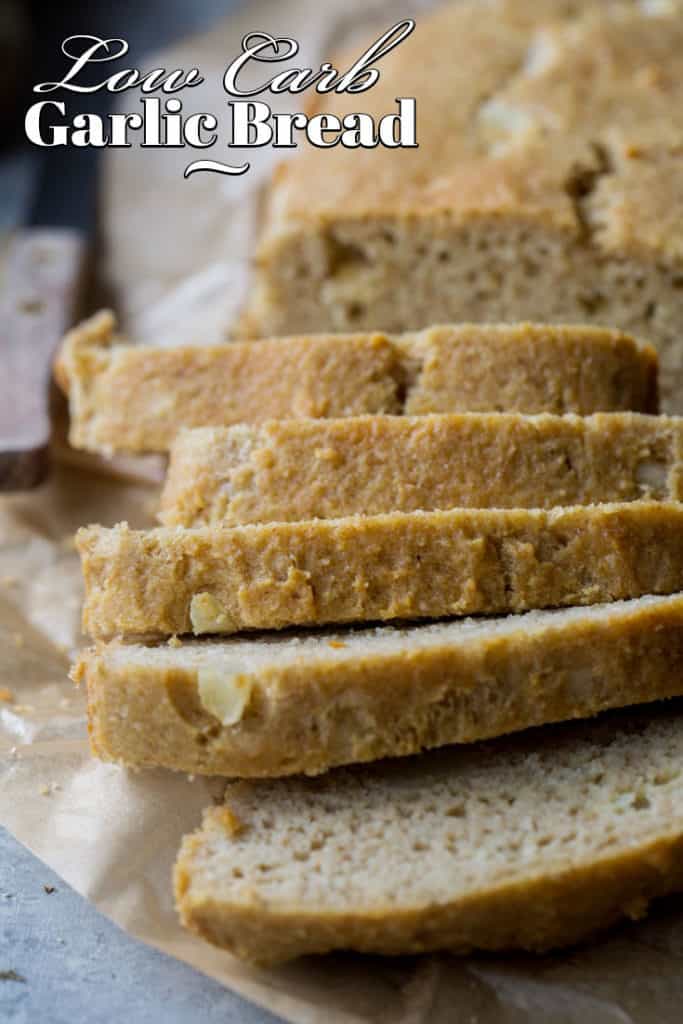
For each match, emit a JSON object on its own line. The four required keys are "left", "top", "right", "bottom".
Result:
{"left": 175, "top": 702, "right": 683, "bottom": 964}
{"left": 56, "top": 312, "right": 657, "bottom": 454}
{"left": 160, "top": 412, "right": 683, "bottom": 527}
{"left": 77, "top": 502, "right": 683, "bottom": 638}
{"left": 241, "top": 0, "right": 683, "bottom": 411}
{"left": 79, "top": 594, "right": 683, "bottom": 778}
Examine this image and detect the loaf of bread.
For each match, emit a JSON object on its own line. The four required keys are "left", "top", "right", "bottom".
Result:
{"left": 78, "top": 593, "right": 683, "bottom": 778}
{"left": 175, "top": 701, "right": 683, "bottom": 963}
{"left": 77, "top": 502, "right": 683, "bottom": 639}
{"left": 57, "top": 312, "right": 657, "bottom": 454}
{"left": 241, "top": 0, "right": 683, "bottom": 410}
{"left": 160, "top": 412, "right": 683, "bottom": 526}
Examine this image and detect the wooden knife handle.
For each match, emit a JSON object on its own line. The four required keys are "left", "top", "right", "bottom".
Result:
{"left": 0, "top": 229, "right": 85, "bottom": 490}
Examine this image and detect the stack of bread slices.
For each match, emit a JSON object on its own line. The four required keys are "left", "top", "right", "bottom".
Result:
{"left": 61, "top": 313, "right": 683, "bottom": 965}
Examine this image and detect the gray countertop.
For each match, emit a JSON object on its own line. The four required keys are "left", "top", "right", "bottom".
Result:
{"left": 0, "top": 827, "right": 282, "bottom": 1024}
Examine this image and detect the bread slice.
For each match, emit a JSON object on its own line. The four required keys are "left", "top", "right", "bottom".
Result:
{"left": 78, "top": 593, "right": 683, "bottom": 778}
{"left": 160, "top": 412, "right": 683, "bottom": 527}
{"left": 240, "top": 1, "right": 683, "bottom": 411}
{"left": 77, "top": 502, "right": 683, "bottom": 639}
{"left": 175, "top": 701, "right": 683, "bottom": 964}
{"left": 56, "top": 312, "right": 657, "bottom": 454}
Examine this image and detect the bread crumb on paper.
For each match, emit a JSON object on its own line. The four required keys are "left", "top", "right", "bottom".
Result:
{"left": 39, "top": 782, "right": 61, "bottom": 797}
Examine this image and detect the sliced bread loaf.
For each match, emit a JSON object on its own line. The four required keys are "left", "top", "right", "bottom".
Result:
{"left": 78, "top": 594, "right": 683, "bottom": 778}
{"left": 77, "top": 502, "right": 683, "bottom": 639}
{"left": 57, "top": 312, "right": 657, "bottom": 454}
{"left": 160, "top": 412, "right": 683, "bottom": 527}
{"left": 175, "top": 702, "right": 683, "bottom": 964}
{"left": 240, "top": 1, "right": 683, "bottom": 411}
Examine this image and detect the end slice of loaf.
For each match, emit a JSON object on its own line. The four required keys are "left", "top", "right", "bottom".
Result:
{"left": 78, "top": 594, "right": 683, "bottom": 778}
{"left": 77, "top": 502, "right": 683, "bottom": 639}
{"left": 175, "top": 703, "right": 683, "bottom": 964}
{"left": 240, "top": 2, "right": 683, "bottom": 411}
{"left": 160, "top": 412, "right": 683, "bottom": 527}
{"left": 56, "top": 312, "right": 657, "bottom": 454}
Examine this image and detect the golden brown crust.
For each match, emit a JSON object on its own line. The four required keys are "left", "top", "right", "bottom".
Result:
{"left": 159, "top": 412, "right": 682, "bottom": 527}
{"left": 57, "top": 314, "right": 658, "bottom": 454}
{"left": 396, "top": 324, "right": 658, "bottom": 417}
{"left": 175, "top": 830, "right": 683, "bottom": 964}
{"left": 268, "top": 1, "right": 683, "bottom": 242}
{"left": 82, "top": 595, "right": 683, "bottom": 777}
{"left": 57, "top": 313, "right": 402, "bottom": 455}
{"left": 54, "top": 308, "right": 117, "bottom": 395}
{"left": 77, "top": 502, "right": 683, "bottom": 639}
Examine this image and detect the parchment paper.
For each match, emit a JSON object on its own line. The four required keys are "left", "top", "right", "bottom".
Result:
{"left": 5, "top": 2, "right": 683, "bottom": 1021}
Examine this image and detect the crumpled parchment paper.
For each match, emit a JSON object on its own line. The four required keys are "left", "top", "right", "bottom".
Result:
{"left": 4, "top": 2, "right": 683, "bottom": 1021}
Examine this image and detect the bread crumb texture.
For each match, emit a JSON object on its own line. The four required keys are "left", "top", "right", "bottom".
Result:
{"left": 175, "top": 704, "right": 683, "bottom": 963}
{"left": 242, "top": 0, "right": 683, "bottom": 411}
